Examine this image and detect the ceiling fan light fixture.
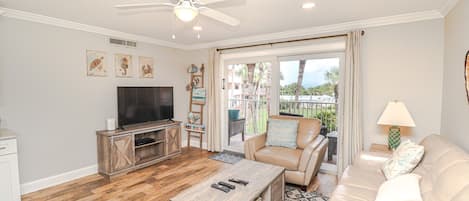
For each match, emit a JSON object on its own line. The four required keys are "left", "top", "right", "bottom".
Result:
{"left": 174, "top": 1, "right": 199, "bottom": 22}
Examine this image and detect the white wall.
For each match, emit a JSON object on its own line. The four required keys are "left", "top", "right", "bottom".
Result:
{"left": 0, "top": 14, "right": 447, "bottom": 189}
{"left": 441, "top": 0, "right": 469, "bottom": 151}
{"left": 0, "top": 18, "right": 190, "bottom": 184}
{"left": 183, "top": 20, "right": 446, "bottom": 150}
{"left": 361, "top": 19, "right": 445, "bottom": 149}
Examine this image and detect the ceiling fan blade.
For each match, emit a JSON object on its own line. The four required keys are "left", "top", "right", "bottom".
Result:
{"left": 199, "top": 7, "right": 240, "bottom": 26}
{"left": 196, "top": 0, "right": 227, "bottom": 5}
{"left": 114, "top": 3, "right": 175, "bottom": 9}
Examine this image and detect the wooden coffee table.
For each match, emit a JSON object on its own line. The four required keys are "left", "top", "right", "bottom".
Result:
{"left": 171, "top": 159, "right": 285, "bottom": 201}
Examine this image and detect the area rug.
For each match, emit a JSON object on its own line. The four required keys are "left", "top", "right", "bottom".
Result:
{"left": 285, "top": 185, "right": 329, "bottom": 201}
{"left": 209, "top": 151, "right": 244, "bottom": 164}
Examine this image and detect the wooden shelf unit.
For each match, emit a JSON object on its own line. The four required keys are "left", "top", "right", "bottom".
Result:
{"left": 186, "top": 64, "right": 206, "bottom": 149}
{"left": 97, "top": 121, "right": 181, "bottom": 179}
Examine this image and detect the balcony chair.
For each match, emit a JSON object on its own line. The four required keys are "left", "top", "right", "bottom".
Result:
{"left": 228, "top": 109, "right": 245, "bottom": 145}
{"left": 244, "top": 115, "right": 329, "bottom": 188}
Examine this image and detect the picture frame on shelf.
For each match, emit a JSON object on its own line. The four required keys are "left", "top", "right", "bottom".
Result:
{"left": 192, "top": 88, "right": 206, "bottom": 105}
{"left": 191, "top": 75, "right": 203, "bottom": 88}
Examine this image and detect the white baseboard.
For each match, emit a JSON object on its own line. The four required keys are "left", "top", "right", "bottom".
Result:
{"left": 21, "top": 140, "right": 205, "bottom": 195}
{"left": 182, "top": 139, "right": 207, "bottom": 150}
{"left": 21, "top": 164, "right": 98, "bottom": 195}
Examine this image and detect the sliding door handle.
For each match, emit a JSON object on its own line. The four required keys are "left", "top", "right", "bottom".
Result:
{"left": 222, "top": 79, "right": 226, "bottom": 90}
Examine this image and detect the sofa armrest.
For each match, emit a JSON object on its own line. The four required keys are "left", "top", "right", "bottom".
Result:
{"left": 244, "top": 133, "right": 267, "bottom": 160}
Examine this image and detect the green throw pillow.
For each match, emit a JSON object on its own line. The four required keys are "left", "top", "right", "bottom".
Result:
{"left": 266, "top": 119, "right": 299, "bottom": 149}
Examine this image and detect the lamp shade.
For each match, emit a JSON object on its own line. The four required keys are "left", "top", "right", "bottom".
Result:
{"left": 377, "top": 101, "right": 416, "bottom": 127}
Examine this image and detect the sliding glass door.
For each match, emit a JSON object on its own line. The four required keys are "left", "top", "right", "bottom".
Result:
{"left": 222, "top": 58, "right": 276, "bottom": 152}
{"left": 279, "top": 53, "right": 343, "bottom": 167}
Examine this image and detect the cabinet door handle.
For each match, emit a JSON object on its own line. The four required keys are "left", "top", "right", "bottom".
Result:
{"left": 0, "top": 147, "right": 6, "bottom": 150}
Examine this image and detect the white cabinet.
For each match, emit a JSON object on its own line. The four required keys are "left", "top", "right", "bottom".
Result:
{"left": 0, "top": 138, "right": 20, "bottom": 201}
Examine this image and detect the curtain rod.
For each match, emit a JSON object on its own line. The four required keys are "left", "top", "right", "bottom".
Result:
{"left": 216, "top": 31, "right": 365, "bottom": 52}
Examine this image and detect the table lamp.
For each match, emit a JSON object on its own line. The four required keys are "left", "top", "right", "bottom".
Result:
{"left": 377, "top": 100, "right": 416, "bottom": 150}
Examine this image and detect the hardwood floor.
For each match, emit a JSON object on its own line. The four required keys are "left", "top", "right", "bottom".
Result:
{"left": 22, "top": 148, "right": 337, "bottom": 201}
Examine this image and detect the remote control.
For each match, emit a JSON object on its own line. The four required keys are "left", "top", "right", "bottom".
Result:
{"left": 218, "top": 181, "right": 236, "bottom": 190}
{"left": 211, "top": 183, "right": 231, "bottom": 193}
{"left": 228, "top": 178, "right": 249, "bottom": 186}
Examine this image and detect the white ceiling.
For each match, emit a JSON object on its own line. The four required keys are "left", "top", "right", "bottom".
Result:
{"left": 0, "top": 0, "right": 450, "bottom": 46}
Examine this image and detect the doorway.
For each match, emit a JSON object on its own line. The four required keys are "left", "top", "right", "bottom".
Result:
{"left": 223, "top": 59, "right": 274, "bottom": 153}
{"left": 279, "top": 54, "right": 343, "bottom": 169}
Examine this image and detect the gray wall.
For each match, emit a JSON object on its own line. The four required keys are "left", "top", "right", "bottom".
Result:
{"left": 441, "top": 0, "right": 469, "bottom": 151}
{"left": 0, "top": 18, "right": 190, "bottom": 183}
{"left": 361, "top": 19, "right": 445, "bottom": 149}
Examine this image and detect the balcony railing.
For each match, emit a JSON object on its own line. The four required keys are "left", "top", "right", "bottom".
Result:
{"left": 279, "top": 101, "right": 338, "bottom": 132}
{"left": 228, "top": 99, "right": 338, "bottom": 135}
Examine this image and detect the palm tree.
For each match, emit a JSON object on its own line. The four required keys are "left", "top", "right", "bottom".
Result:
{"left": 295, "top": 60, "right": 306, "bottom": 109}
{"left": 325, "top": 67, "right": 339, "bottom": 101}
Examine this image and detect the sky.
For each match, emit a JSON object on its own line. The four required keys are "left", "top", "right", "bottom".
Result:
{"left": 280, "top": 58, "right": 340, "bottom": 88}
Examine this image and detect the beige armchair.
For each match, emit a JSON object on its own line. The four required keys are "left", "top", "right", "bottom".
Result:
{"left": 244, "top": 115, "right": 329, "bottom": 187}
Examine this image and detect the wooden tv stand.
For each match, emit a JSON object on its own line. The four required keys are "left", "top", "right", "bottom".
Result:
{"left": 96, "top": 121, "right": 181, "bottom": 179}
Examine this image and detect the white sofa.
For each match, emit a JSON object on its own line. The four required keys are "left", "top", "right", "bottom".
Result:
{"left": 330, "top": 135, "right": 469, "bottom": 201}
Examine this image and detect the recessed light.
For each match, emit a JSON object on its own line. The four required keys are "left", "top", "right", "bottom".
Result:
{"left": 171, "top": 34, "right": 176, "bottom": 40}
{"left": 193, "top": 26, "right": 203, "bottom": 31}
{"left": 302, "top": 2, "right": 316, "bottom": 9}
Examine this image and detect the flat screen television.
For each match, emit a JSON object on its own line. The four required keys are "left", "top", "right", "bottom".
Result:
{"left": 117, "top": 87, "right": 174, "bottom": 127}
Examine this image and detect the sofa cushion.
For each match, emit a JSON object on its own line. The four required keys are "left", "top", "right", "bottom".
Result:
{"left": 254, "top": 146, "right": 302, "bottom": 171}
{"left": 270, "top": 115, "right": 321, "bottom": 149}
{"left": 375, "top": 173, "right": 423, "bottom": 201}
{"left": 266, "top": 118, "right": 299, "bottom": 149}
{"left": 330, "top": 184, "right": 378, "bottom": 201}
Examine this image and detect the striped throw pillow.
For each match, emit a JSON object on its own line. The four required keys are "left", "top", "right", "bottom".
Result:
{"left": 265, "top": 119, "right": 299, "bottom": 149}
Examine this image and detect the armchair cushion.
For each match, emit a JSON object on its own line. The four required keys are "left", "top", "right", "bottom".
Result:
{"left": 254, "top": 146, "right": 302, "bottom": 171}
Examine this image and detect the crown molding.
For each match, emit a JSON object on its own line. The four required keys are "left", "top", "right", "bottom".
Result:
{"left": 0, "top": 6, "right": 445, "bottom": 51}
{"left": 0, "top": 7, "right": 186, "bottom": 49}
{"left": 185, "top": 10, "right": 444, "bottom": 50}
{"left": 440, "top": 0, "right": 460, "bottom": 16}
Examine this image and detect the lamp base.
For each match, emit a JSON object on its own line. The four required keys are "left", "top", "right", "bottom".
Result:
{"left": 388, "top": 126, "right": 401, "bottom": 150}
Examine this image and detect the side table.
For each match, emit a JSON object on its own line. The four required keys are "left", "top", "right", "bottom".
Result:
{"left": 370, "top": 143, "right": 393, "bottom": 154}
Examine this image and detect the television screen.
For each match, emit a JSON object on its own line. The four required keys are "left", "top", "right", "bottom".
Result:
{"left": 117, "top": 87, "right": 174, "bottom": 127}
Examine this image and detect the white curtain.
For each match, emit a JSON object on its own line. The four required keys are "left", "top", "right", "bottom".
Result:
{"left": 337, "top": 30, "right": 363, "bottom": 176}
{"left": 206, "top": 48, "right": 222, "bottom": 152}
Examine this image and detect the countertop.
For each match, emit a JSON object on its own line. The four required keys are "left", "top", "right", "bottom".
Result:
{"left": 0, "top": 129, "right": 17, "bottom": 141}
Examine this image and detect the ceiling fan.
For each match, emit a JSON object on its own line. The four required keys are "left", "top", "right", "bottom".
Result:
{"left": 114, "top": 0, "right": 240, "bottom": 26}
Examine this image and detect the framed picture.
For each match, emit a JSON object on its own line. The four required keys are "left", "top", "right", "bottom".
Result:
{"left": 86, "top": 50, "right": 107, "bottom": 77}
{"left": 192, "top": 75, "right": 203, "bottom": 88}
{"left": 115, "top": 54, "right": 133, "bottom": 77}
{"left": 139, "top": 56, "right": 154, "bottom": 78}
{"left": 192, "top": 88, "right": 206, "bottom": 105}
{"left": 465, "top": 50, "right": 469, "bottom": 103}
